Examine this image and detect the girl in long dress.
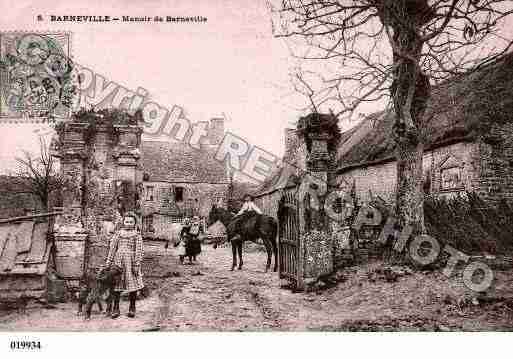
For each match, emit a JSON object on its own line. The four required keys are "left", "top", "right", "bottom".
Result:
{"left": 105, "top": 211, "right": 144, "bottom": 318}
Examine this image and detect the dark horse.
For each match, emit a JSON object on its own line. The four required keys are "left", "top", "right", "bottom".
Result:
{"left": 208, "top": 205, "right": 278, "bottom": 272}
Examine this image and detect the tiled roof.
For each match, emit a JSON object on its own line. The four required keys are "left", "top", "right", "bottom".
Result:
{"left": 141, "top": 141, "right": 228, "bottom": 184}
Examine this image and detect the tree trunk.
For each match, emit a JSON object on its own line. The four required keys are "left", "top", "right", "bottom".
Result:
{"left": 40, "top": 193, "right": 49, "bottom": 212}
{"left": 395, "top": 136, "right": 424, "bottom": 234}
{"left": 390, "top": 28, "right": 430, "bottom": 247}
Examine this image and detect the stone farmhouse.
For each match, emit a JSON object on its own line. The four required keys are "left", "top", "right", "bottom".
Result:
{"left": 140, "top": 118, "right": 230, "bottom": 240}
{"left": 254, "top": 53, "right": 513, "bottom": 219}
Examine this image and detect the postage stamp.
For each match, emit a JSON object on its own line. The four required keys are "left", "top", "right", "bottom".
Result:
{"left": 0, "top": 31, "right": 73, "bottom": 120}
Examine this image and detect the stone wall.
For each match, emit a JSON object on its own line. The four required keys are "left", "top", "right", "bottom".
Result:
{"left": 141, "top": 181, "right": 228, "bottom": 240}
{"left": 334, "top": 122, "right": 513, "bottom": 206}
{"left": 336, "top": 141, "right": 481, "bottom": 204}
{"left": 475, "top": 123, "right": 513, "bottom": 203}
{"left": 260, "top": 122, "right": 513, "bottom": 209}
{"left": 142, "top": 181, "right": 228, "bottom": 218}
{"left": 427, "top": 141, "right": 480, "bottom": 198}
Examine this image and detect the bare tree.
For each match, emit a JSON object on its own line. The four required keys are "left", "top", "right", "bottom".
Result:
{"left": 14, "top": 137, "right": 63, "bottom": 212}
{"left": 271, "top": 0, "right": 513, "bottom": 236}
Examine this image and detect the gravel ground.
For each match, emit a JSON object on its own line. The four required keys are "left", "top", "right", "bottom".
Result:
{"left": 1, "top": 245, "right": 513, "bottom": 331}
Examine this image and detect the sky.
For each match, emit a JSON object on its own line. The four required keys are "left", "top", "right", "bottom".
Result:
{"left": 0, "top": 0, "right": 312, "bottom": 174}
{"left": 1, "top": 0, "right": 512, "bottom": 175}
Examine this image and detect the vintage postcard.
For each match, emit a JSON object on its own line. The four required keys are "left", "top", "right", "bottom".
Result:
{"left": 0, "top": 0, "right": 512, "bottom": 357}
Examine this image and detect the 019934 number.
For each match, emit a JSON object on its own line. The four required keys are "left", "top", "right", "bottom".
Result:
{"left": 10, "top": 341, "right": 41, "bottom": 350}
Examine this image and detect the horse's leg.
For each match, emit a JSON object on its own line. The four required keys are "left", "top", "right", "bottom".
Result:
{"left": 237, "top": 241, "right": 243, "bottom": 270}
{"left": 105, "top": 291, "right": 113, "bottom": 316}
{"left": 231, "top": 241, "right": 237, "bottom": 271}
{"left": 270, "top": 230, "right": 278, "bottom": 272}
{"left": 261, "top": 238, "right": 272, "bottom": 273}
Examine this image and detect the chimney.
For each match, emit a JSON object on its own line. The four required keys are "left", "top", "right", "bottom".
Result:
{"left": 283, "top": 128, "right": 297, "bottom": 162}
{"left": 207, "top": 118, "right": 225, "bottom": 146}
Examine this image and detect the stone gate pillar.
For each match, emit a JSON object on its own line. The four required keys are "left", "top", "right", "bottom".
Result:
{"left": 53, "top": 122, "right": 90, "bottom": 287}
{"left": 296, "top": 113, "right": 340, "bottom": 290}
{"left": 53, "top": 111, "right": 144, "bottom": 286}
{"left": 85, "top": 120, "right": 143, "bottom": 271}
{"left": 83, "top": 123, "right": 117, "bottom": 270}
{"left": 113, "top": 125, "right": 143, "bottom": 217}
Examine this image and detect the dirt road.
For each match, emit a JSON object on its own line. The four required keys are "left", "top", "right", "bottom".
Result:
{"left": 1, "top": 245, "right": 513, "bottom": 331}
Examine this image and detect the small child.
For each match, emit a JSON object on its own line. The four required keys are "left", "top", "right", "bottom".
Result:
{"left": 235, "top": 194, "right": 262, "bottom": 216}
{"left": 175, "top": 217, "right": 202, "bottom": 264}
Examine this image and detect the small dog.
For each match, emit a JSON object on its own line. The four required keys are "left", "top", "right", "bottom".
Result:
{"left": 16, "top": 295, "right": 30, "bottom": 315}
{"left": 77, "top": 265, "right": 123, "bottom": 320}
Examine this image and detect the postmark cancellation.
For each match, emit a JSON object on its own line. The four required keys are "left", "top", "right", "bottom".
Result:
{"left": 0, "top": 31, "right": 73, "bottom": 121}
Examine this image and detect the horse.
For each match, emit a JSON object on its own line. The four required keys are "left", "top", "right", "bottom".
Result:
{"left": 164, "top": 222, "right": 184, "bottom": 250}
{"left": 207, "top": 205, "right": 278, "bottom": 272}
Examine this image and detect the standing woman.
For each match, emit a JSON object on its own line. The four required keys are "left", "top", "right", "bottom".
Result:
{"left": 106, "top": 211, "right": 144, "bottom": 319}
{"left": 189, "top": 216, "right": 202, "bottom": 262}
{"left": 176, "top": 218, "right": 194, "bottom": 264}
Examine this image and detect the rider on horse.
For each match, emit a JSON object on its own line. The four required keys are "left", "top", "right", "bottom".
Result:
{"left": 208, "top": 195, "right": 278, "bottom": 272}
{"left": 232, "top": 194, "right": 262, "bottom": 234}
{"left": 236, "top": 194, "right": 262, "bottom": 216}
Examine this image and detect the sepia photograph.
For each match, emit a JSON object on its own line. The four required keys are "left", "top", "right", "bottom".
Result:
{"left": 0, "top": 0, "right": 513, "bottom": 357}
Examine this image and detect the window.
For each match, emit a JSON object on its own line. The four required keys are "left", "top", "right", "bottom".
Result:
{"left": 160, "top": 187, "right": 168, "bottom": 201}
{"left": 174, "top": 186, "right": 184, "bottom": 202}
{"left": 143, "top": 215, "right": 154, "bottom": 232}
{"left": 441, "top": 167, "right": 462, "bottom": 190}
{"left": 145, "top": 186, "right": 154, "bottom": 201}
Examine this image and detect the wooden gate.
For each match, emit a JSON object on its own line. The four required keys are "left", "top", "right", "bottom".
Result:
{"left": 278, "top": 190, "right": 300, "bottom": 286}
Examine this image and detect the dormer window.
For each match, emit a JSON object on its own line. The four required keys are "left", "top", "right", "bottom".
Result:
{"left": 145, "top": 186, "right": 154, "bottom": 201}
{"left": 439, "top": 154, "right": 464, "bottom": 191}
{"left": 441, "top": 167, "right": 462, "bottom": 190}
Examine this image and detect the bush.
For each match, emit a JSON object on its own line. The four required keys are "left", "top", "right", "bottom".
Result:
{"left": 424, "top": 193, "right": 513, "bottom": 255}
